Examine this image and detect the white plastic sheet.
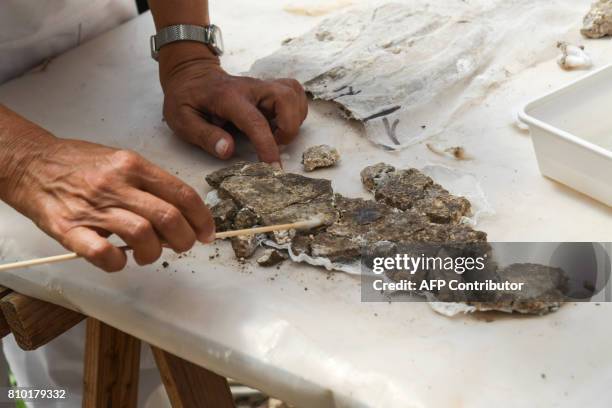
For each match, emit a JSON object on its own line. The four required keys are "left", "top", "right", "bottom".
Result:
{"left": 250, "top": 1, "right": 590, "bottom": 149}
{"left": 1, "top": 1, "right": 612, "bottom": 407}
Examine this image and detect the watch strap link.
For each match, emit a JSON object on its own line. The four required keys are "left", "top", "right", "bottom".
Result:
{"left": 150, "top": 25, "right": 213, "bottom": 60}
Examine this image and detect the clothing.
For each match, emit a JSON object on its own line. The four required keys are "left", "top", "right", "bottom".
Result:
{"left": 0, "top": 0, "right": 137, "bottom": 84}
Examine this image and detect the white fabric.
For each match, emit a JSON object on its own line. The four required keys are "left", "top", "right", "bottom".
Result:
{"left": 3, "top": 323, "right": 169, "bottom": 408}
{"left": 0, "top": 0, "right": 137, "bottom": 84}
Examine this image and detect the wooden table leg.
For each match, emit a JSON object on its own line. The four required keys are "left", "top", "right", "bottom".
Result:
{"left": 151, "top": 346, "right": 235, "bottom": 408}
{"left": 83, "top": 318, "right": 141, "bottom": 408}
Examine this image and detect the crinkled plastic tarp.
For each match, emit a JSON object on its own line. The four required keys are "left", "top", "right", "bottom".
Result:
{"left": 250, "top": 0, "right": 586, "bottom": 149}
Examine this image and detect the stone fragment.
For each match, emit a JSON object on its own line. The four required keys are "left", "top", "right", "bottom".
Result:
{"left": 301, "top": 144, "right": 340, "bottom": 172}
{"left": 361, "top": 165, "right": 471, "bottom": 224}
{"left": 203, "top": 162, "right": 571, "bottom": 316}
{"left": 256, "top": 249, "right": 287, "bottom": 267}
{"left": 234, "top": 208, "right": 260, "bottom": 229}
{"left": 472, "top": 263, "right": 568, "bottom": 315}
{"left": 582, "top": 0, "right": 612, "bottom": 39}
{"left": 360, "top": 162, "right": 396, "bottom": 192}
{"left": 219, "top": 170, "right": 333, "bottom": 215}
{"left": 210, "top": 199, "right": 238, "bottom": 232}
{"left": 230, "top": 235, "right": 259, "bottom": 259}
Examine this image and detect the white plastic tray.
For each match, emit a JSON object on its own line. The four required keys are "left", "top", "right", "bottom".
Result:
{"left": 519, "top": 64, "right": 612, "bottom": 207}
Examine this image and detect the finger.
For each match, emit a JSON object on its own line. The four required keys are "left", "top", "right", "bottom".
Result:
{"left": 63, "top": 227, "right": 127, "bottom": 272}
{"left": 121, "top": 188, "right": 209, "bottom": 250}
{"left": 256, "top": 81, "right": 306, "bottom": 145}
{"left": 98, "top": 208, "right": 163, "bottom": 265}
{"left": 220, "top": 97, "right": 281, "bottom": 164}
{"left": 132, "top": 160, "right": 216, "bottom": 244}
{"left": 176, "top": 109, "right": 235, "bottom": 159}
{"left": 276, "top": 78, "right": 309, "bottom": 122}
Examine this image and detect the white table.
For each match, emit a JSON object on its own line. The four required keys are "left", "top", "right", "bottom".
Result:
{"left": 0, "top": 1, "right": 611, "bottom": 407}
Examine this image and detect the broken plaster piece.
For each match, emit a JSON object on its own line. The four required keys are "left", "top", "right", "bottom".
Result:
{"left": 556, "top": 42, "right": 592, "bottom": 70}
{"left": 582, "top": 0, "right": 612, "bottom": 38}
{"left": 302, "top": 144, "right": 340, "bottom": 172}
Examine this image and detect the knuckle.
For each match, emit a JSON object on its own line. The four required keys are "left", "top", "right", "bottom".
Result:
{"left": 280, "top": 78, "right": 304, "bottom": 94}
{"left": 130, "top": 219, "right": 153, "bottom": 240}
{"left": 158, "top": 206, "right": 181, "bottom": 229}
{"left": 244, "top": 110, "right": 267, "bottom": 129}
{"left": 86, "top": 240, "right": 113, "bottom": 262}
{"left": 111, "top": 150, "right": 142, "bottom": 172}
{"left": 275, "top": 84, "right": 294, "bottom": 100}
{"left": 177, "top": 186, "right": 200, "bottom": 205}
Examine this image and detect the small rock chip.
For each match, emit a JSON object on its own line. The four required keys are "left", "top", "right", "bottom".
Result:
{"left": 582, "top": 0, "right": 612, "bottom": 38}
{"left": 256, "top": 249, "right": 287, "bottom": 267}
{"left": 234, "top": 208, "right": 260, "bottom": 228}
{"left": 230, "top": 235, "right": 259, "bottom": 259}
{"left": 210, "top": 199, "right": 238, "bottom": 231}
{"left": 302, "top": 144, "right": 340, "bottom": 172}
{"left": 360, "top": 162, "right": 396, "bottom": 192}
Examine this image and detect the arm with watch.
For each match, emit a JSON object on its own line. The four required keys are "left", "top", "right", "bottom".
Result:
{"left": 0, "top": 0, "right": 307, "bottom": 272}
{"left": 149, "top": 0, "right": 308, "bottom": 165}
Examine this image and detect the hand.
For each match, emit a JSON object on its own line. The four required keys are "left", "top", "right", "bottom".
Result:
{"left": 158, "top": 43, "right": 308, "bottom": 165}
{"left": 5, "top": 134, "right": 215, "bottom": 272}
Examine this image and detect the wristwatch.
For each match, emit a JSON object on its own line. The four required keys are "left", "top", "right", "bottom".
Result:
{"left": 150, "top": 24, "right": 224, "bottom": 60}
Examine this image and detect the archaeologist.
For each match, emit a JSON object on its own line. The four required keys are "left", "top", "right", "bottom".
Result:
{"left": 0, "top": 1, "right": 307, "bottom": 406}
{"left": 0, "top": 0, "right": 308, "bottom": 272}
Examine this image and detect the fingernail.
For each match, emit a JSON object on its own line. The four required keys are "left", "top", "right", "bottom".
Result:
{"left": 271, "top": 161, "right": 282, "bottom": 170}
{"left": 202, "top": 229, "right": 216, "bottom": 244}
{"left": 215, "top": 139, "right": 230, "bottom": 157}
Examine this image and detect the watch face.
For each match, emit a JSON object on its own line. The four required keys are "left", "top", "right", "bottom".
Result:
{"left": 209, "top": 25, "right": 224, "bottom": 56}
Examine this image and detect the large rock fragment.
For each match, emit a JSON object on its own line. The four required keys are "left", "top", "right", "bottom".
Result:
{"left": 472, "top": 263, "right": 568, "bottom": 315}
{"left": 361, "top": 164, "right": 471, "bottom": 224}
{"left": 582, "top": 0, "right": 612, "bottom": 38}
{"left": 301, "top": 144, "right": 340, "bottom": 172}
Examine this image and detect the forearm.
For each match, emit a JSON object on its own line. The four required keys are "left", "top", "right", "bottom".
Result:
{"left": 148, "top": 0, "right": 219, "bottom": 88}
{"left": 0, "top": 105, "right": 55, "bottom": 205}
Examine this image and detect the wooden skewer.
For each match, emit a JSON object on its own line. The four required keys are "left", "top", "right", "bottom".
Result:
{"left": 0, "top": 218, "right": 322, "bottom": 272}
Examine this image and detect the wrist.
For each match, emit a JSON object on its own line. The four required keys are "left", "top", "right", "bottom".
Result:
{"left": 0, "top": 107, "right": 58, "bottom": 207}
{"left": 158, "top": 41, "right": 221, "bottom": 90}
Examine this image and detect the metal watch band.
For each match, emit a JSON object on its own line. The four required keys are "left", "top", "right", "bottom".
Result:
{"left": 150, "top": 24, "right": 219, "bottom": 60}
